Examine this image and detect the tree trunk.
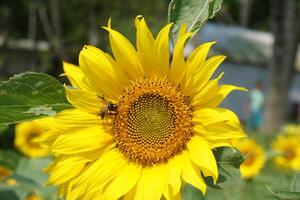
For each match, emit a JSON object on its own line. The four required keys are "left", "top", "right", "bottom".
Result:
{"left": 28, "top": 1, "right": 37, "bottom": 41}
{"left": 262, "top": 0, "right": 299, "bottom": 133}
{"left": 239, "top": 0, "right": 253, "bottom": 27}
{"left": 36, "top": 0, "right": 65, "bottom": 76}
{"left": 87, "top": 1, "right": 99, "bottom": 46}
{"left": 50, "top": 0, "right": 62, "bottom": 37}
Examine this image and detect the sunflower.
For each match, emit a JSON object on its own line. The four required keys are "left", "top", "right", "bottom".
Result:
{"left": 234, "top": 138, "right": 265, "bottom": 179}
{"left": 6, "top": 178, "right": 17, "bottom": 186}
{"left": 14, "top": 118, "right": 51, "bottom": 158}
{"left": 39, "top": 16, "right": 246, "bottom": 199}
{"left": 272, "top": 134, "right": 300, "bottom": 171}
{"left": 281, "top": 124, "right": 300, "bottom": 136}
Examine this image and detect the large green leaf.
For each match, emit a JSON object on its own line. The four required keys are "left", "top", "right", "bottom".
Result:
{"left": 205, "top": 147, "right": 244, "bottom": 189}
{"left": 168, "top": 0, "right": 223, "bottom": 44}
{"left": 267, "top": 173, "right": 300, "bottom": 200}
{"left": 0, "top": 72, "right": 73, "bottom": 126}
{"left": 0, "top": 125, "right": 8, "bottom": 135}
{"left": 0, "top": 190, "right": 19, "bottom": 200}
{"left": 267, "top": 185, "right": 300, "bottom": 200}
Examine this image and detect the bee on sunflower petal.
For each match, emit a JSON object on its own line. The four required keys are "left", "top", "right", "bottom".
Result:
{"left": 98, "top": 95, "right": 118, "bottom": 119}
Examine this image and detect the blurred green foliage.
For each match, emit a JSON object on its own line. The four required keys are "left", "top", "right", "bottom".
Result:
{"left": 0, "top": 0, "right": 271, "bottom": 65}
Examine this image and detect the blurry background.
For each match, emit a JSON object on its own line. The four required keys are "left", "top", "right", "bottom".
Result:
{"left": 0, "top": 0, "right": 299, "bottom": 133}
{"left": 0, "top": 0, "right": 300, "bottom": 199}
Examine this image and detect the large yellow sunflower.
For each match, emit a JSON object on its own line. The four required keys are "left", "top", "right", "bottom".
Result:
{"left": 272, "top": 134, "right": 300, "bottom": 171}
{"left": 39, "top": 17, "right": 246, "bottom": 199}
{"left": 234, "top": 138, "right": 265, "bottom": 179}
{"left": 14, "top": 118, "right": 51, "bottom": 158}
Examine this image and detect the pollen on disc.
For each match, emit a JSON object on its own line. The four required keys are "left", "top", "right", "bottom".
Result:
{"left": 114, "top": 79, "right": 193, "bottom": 165}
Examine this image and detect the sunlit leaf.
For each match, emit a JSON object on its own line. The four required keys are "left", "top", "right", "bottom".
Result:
{"left": 205, "top": 147, "right": 244, "bottom": 189}
{"left": 168, "top": 0, "right": 223, "bottom": 44}
{"left": 0, "top": 72, "right": 73, "bottom": 127}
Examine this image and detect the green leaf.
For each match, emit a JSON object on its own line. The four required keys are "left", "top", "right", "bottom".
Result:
{"left": 0, "top": 72, "right": 73, "bottom": 126}
{"left": 0, "top": 190, "right": 19, "bottom": 200}
{"left": 267, "top": 185, "right": 300, "bottom": 200}
{"left": 291, "top": 174, "right": 300, "bottom": 192}
{"left": 0, "top": 125, "right": 8, "bottom": 135}
{"left": 0, "top": 150, "right": 22, "bottom": 170}
{"left": 168, "top": 0, "right": 223, "bottom": 44}
{"left": 15, "top": 157, "right": 51, "bottom": 185}
{"left": 183, "top": 184, "right": 205, "bottom": 200}
{"left": 204, "top": 147, "right": 244, "bottom": 189}
{"left": 12, "top": 157, "right": 56, "bottom": 200}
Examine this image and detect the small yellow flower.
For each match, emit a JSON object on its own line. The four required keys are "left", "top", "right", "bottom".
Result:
{"left": 25, "top": 194, "right": 42, "bottom": 200}
{"left": 14, "top": 118, "right": 52, "bottom": 158}
{"left": 234, "top": 138, "right": 265, "bottom": 179}
{"left": 6, "top": 178, "right": 17, "bottom": 186}
{"left": 282, "top": 124, "right": 300, "bottom": 136}
{"left": 272, "top": 134, "right": 300, "bottom": 171}
{"left": 0, "top": 166, "right": 12, "bottom": 181}
{"left": 38, "top": 16, "right": 246, "bottom": 199}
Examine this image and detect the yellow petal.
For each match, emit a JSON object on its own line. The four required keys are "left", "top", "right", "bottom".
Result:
{"left": 134, "top": 164, "right": 168, "bottom": 200}
{"left": 193, "top": 123, "right": 246, "bottom": 141}
{"left": 104, "top": 163, "right": 141, "bottom": 200}
{"left": 135, "top": 16, "right": 155, "bottom": 78}
{"left": 51, "top": 126, "right": 113, "bottom": 154}
{"left": 189, "top": 55, "right": 226, "bottom": 95}
{"left": 74, "top": 149, "right": 127, "bottom": 196}
{"left": 189, "top": 72, "right": 223, "bottom": 105}
{"left": 207, "top": 139, "right": 235, "bottom": 149}
{"left": 165, "top": 153, "right": 184, "bottom": 196}
{"left": 79, "top": 45, "right": 123, "bottom": 101}
{"left": 187, "top": 41, "right": 216, "bottom": 66}
{"left": 123, "top": 186, "right": 136, "bottom": 200}
{"left": 65, "top": 88, "right": 103, "bottom": 114}
{"left": 168, "top": 25, "right": 193, "bottom": 86}
{"left": 181, "top": 151, "right": 207, "bottom": 194}
{"left": 48, "top": 156, "right": 88, "bottom": 185}
{"left": 103, "top": 20, "right": 143, "bottom": 80}
{"left": 163, "top": 189, "right": 182, "bottom": 200}
{"left": 205, "top": 85, "right": 248, "bottom": 107}
{"left": 187, "top": 136, "right": 218, "bottom": 183}
{"left": 183, "top": 41, "right": 216, "bottom": 92}
{"left": 172, "top": 191, "right": 182, "bottom": 200}
{"left": 54, "top": 109, "right": 102, "bottom": 129}
{"left": 62, "top": 62, "right": 89, "bottom": 90}
{"left": 154, "top": 23, "right": 173, "bottom": 77}
{"left": 193, "top": 108, "right": 240, "bottom": 126}
{"left": 103, "top": 51, "right": 131, "bottom": 87}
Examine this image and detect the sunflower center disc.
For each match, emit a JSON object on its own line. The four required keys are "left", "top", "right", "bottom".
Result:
{"left": 114, "top": 79, "right": 193, "bottom": 165}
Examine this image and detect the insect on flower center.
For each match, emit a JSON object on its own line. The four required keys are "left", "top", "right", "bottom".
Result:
{"left": 114, "top": 79, "right": 193, "bottom": 165}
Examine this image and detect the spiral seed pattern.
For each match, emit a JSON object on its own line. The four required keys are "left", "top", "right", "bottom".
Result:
{"left": 114, "top": 79, "right": 193, "bottom": 165}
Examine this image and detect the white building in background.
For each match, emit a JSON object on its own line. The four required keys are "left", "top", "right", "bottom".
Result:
{"left": 0, "top": 37, "right": 50, "bottom": 78}
{"left": 188, "top": 23, "right": 300, "bottom": 122}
